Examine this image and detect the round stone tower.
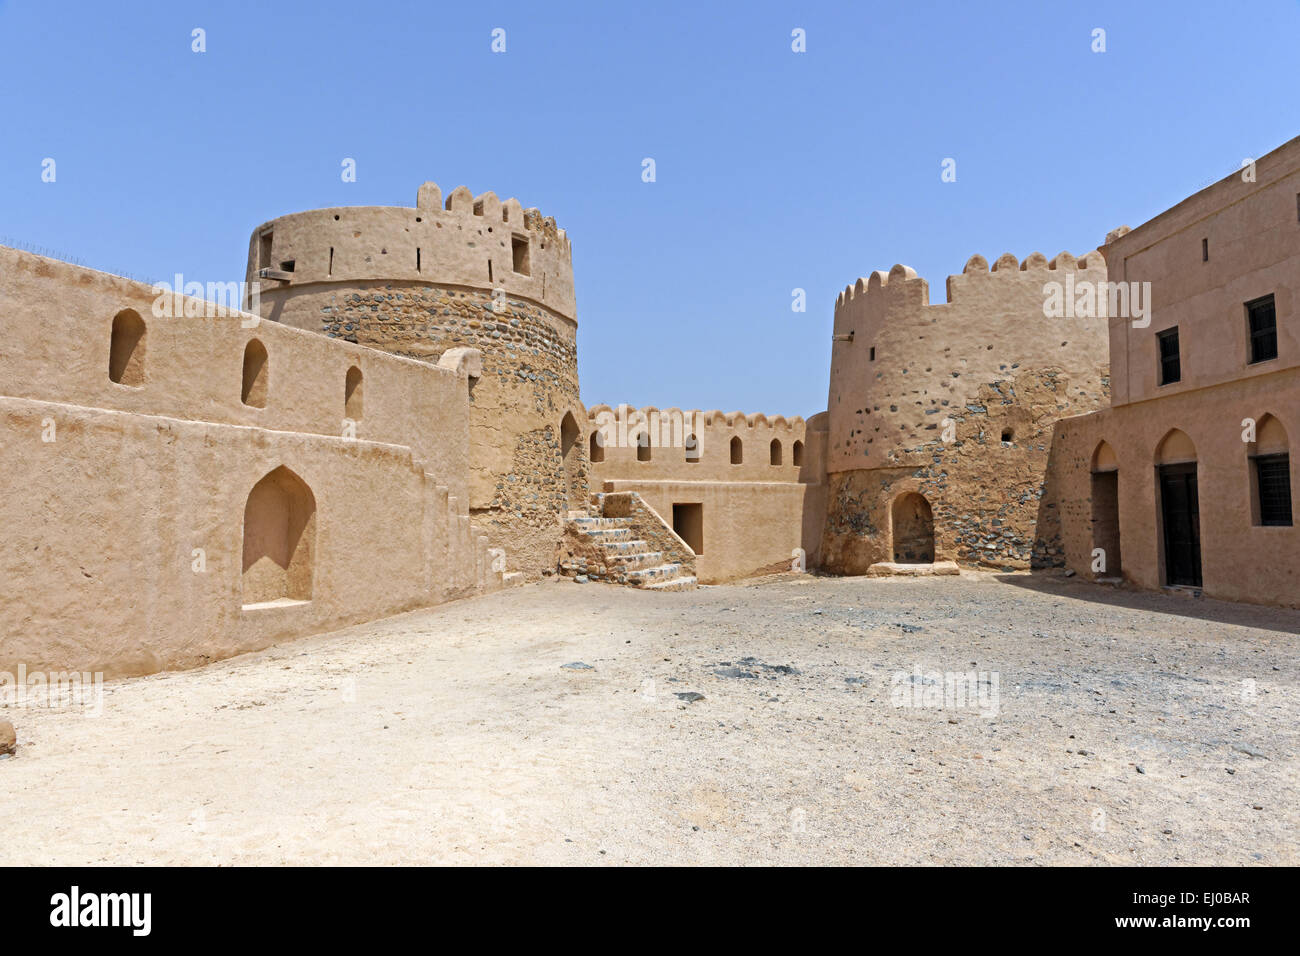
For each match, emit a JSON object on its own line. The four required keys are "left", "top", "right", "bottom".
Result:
{"left": 821, "top": 251, "right": 1112, "bottom": 574}
{"left": 244, "top": 182, "right": 586, "bottom": 577}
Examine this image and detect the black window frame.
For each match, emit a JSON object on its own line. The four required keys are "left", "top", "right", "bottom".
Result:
{"left": 1156, "top": 327, "right": 1181, "bottom": 386}
{"left": 1246, "top": 294, "right": 1278, "bottom": 365}
{"left": 1254, "top": 453, "right": 1293, "bottom": 527}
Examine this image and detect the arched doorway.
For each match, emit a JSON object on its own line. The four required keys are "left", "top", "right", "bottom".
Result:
{"left": 560, "top": 412, "right": 582, "bottom": 511}
{"left": 1155, "top": 429, "right": 1201, "bottom": 587}
{"left": 891, "top": 492, "right": 934, "bottom": 563}
{"left": 242, "top": 466, "right": 316, "bottom": 606}
{"left": 1090, "top": 440, "right": 1121, "bottom": 577}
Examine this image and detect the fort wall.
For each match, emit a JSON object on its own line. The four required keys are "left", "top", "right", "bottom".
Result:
{"left": 0, "top": 247, "right": 506, "bottom": 678}
{"left": 588, "top": 404, "right": 827, "bottom": 582}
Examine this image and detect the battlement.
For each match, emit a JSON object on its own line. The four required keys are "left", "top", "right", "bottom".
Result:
{"left": 586, "top": 403, "right": 806, "bottom": 431}
{"left": 834, "top": 250, "right": 1107, "bottom": 314}
{"left": 246, "top": 181, "right": 577, "bottom": 322}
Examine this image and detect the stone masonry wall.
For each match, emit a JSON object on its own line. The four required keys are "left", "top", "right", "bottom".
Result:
{"left": 822, "top": 367, "right": 1106, "bottom": 574}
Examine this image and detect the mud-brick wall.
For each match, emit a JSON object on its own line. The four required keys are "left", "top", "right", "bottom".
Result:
{"left": 822, "top": 367, "right": 1105, "bottom": 574}
{"left": 270, "top": 280, "right": 586, "bottom": 578}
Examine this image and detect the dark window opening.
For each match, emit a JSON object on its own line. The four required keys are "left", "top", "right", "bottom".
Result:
{"left": 636, "top": 431, "right": 651, "bottom": 462}
{"left": 1255, "top": 454, "right": 1293, "bottom": 526}
{"left": 511, "top": 236, "right": 530, "bottom": 275}
{"left": 730, "top": 436, "right": 743, "bottom": 465}
{"left": 1157, "top": 327, "right": 1181, "bottom": 385}
{"left": 869, "top": 347, "right": 876, "bottom": 361}
{"left": 672, "top": 503, "right": 703, "bottom": 555}
{"left": 416, "top": 248, "right": 421, "bottom": 272}
{"left": 589, "top": 430, "right": 604, "bottom": 463}
{"left": 328, "top": 247, "right": 334, "bottom": 276}
{"left": 1001, "top": 428, "right": 1014, "bottom": 444}
{"left": 770, "top": 439, "right": 782, "bottom": 465}
{"left": 279, "top": 260, "right": 295, "bottom": 273}
{"left": 487, "top": 258, "right": 493, "bottom": 282}
{"left": 792, "top": 440, "right": 803, "bottom": 466}
{"left": 1201, "top": 237, "right": 1208, "bottom": 262}
{"left": 1247, "top": 294, "right": 1278, "bottom": 364}
{"left": 259, "top": 231, "right": 273, "bottom": 270}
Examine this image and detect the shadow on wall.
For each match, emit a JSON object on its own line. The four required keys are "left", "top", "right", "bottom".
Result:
{"left": 992, "top": 573, "right": 1300, "bottom": 636}
{"left": 1033, "top": 426, "right": 1070, "bottom": 569}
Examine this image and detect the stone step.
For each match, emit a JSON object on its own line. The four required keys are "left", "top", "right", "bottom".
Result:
{"left": 597, "top": 538, "right": 650, "bottom": 554}
{"left": 569, "top": 516, "right": 628, "bottom": 529}
{"left": 625, "top": 562, "right": 682, "bottom": 585}
{"left": 580, "top": 526, "right": 635, "bottom": 542}
{"left": 607, "top": 549, "right": 665, "bottom": 570}
{"left": 642, "top": 575, "right": 698, "bottom": 591}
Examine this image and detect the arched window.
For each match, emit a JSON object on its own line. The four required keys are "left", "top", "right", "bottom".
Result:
{"left": 792, "top": 440, "right": 804, "bottom": 467}
{"left": 770, "top": 439, "right": 783, "bottom": 466}
{"left": 242, "top": 466, "right": 316, "bottom": 606}
{"left": 589, "top": 429, "right": 605, "bottom": 463}
{"left": 344, "top": 365, "right": 363, "bottom": 420}
{"left": 636, "top": 430, "right": 652, "bottom": 462}
{"left": 1249, "top": 415, "right": 1292, "bottom": 526}
{"left": 685, "top": 434, "right": 700, "bottom": 462}
{"left": 242, "top": 339, "right": 269, "bottom": 408}
{"left": 108, "top": 309, "right": 146, "bottom": 387}
{"left": 730, "top": 436, "right": 743, "bottom": 465}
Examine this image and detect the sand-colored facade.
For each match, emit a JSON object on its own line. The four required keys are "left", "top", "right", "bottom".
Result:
{"left": 1055, "top": 136, "right": 1300, "bottom": 606}
{"left": 5, "top": 140, "right": 1298, "bottom": 685}
{"left": 1, "top": 247, "right": 509, "bottom": 678}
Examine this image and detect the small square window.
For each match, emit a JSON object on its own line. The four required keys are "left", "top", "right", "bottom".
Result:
{"left": 1246, "top": 294, "right": 1278, "bottom": 364}
{"left": 1157, "top": 327, "right": 1181, "bottom": 385}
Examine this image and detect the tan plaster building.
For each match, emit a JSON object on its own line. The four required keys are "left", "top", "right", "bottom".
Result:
{"left": 1054, "top": 136, "right": 1299, "bottom": 606}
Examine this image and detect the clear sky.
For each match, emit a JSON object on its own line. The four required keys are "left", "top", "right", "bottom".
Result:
{"left": 2, "top": 0, "right": 1297, "bottom": 417}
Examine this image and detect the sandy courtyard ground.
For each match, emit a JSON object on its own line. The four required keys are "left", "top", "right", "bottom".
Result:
{"left": 2, "top": 571, "right": 1297, "bottom": 865}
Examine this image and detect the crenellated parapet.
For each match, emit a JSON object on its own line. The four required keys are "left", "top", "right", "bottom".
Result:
{"left": 586, "top": 403, "right": 811, "bottom": 483}
{"left": 834, "top": 251, "right": 1106, "bottom": 319}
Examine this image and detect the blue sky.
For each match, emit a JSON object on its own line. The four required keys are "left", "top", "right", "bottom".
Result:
{"left": 2, "top": 0, "right": 1297, "bottom": 416}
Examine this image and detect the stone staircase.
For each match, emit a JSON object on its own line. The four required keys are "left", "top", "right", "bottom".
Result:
{"left": 561, "top": 514, "right": 698, "bottom": 590}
